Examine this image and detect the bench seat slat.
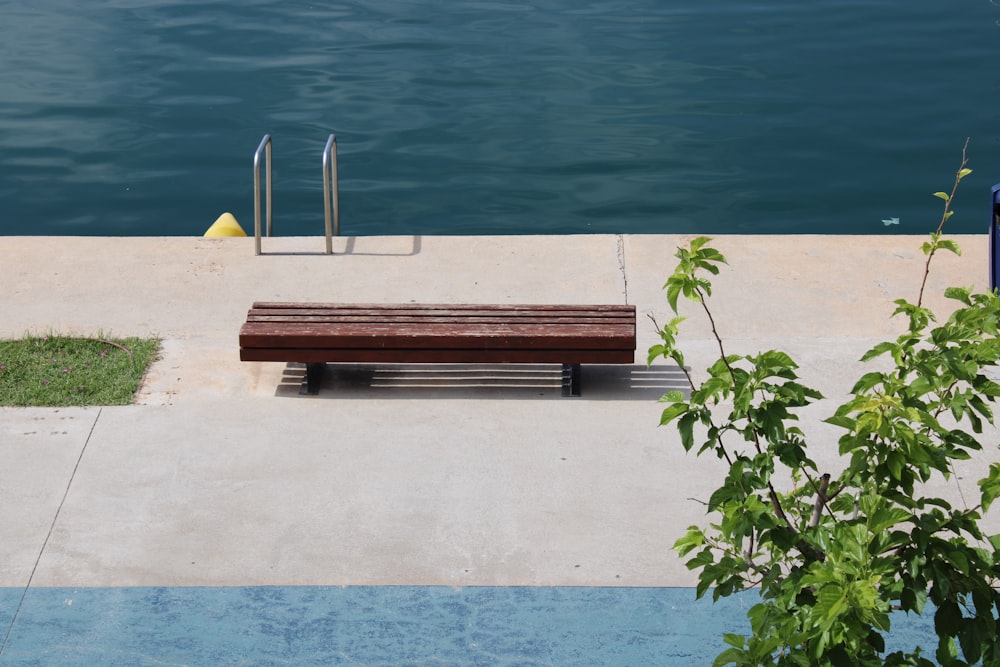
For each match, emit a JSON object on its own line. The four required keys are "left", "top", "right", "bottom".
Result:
{"left": 240, "top": 347, "right": 636, "bottom": 364}
{"left": 241, "top": 322, "right": 632, "bottom": 350}
{"left": 250, "top": 302, "right": 632, "bottom": 313}
{"left": 247, "top": 314, "right": 633, "bottom": 325}
{"left": 244, "top": 304, "right": 634, "bottom": 326}
{"left": 246, "top": 307, "right": 633, "bottom": 324}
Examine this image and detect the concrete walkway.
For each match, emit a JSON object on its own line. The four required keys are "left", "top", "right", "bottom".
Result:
{"left": 2, "top": 233, "right": 998, "bottom": 594}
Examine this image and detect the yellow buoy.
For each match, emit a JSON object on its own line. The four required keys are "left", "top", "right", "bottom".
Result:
{"left": 204, "top": 212, "right": 246, "bottom": 237}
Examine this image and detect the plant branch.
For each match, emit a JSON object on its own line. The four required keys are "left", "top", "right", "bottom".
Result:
{"left": 647, "top": 312, "right": 698, "bottom": 392}
{"left": 695, "top": 285, "right": 737, "bottom": 380}
{"left": 917, "top": 137, "right": 969, "bottom": 308}
{"left": 696, "top": 285, "right": 796, "bottom": 529}
{"left": 96, "top": 338, "right": 133, "bottom": 358}
{"left": 806, "top": 472, "right": 832, "bottom": 528}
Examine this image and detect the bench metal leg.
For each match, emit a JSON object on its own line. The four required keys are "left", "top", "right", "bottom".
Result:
{"left": 562, "top": 363, "right": 581, "bottom": 397}
{"left": 302, "top": 362, "right": 326, "bottom": 395}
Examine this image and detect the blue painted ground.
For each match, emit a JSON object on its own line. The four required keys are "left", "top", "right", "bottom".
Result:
{"left": 0, "top": 586, "right": 938, "bottom": 666}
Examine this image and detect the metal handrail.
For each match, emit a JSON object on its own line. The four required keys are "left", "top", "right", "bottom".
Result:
{"left": 253, "top": 133, "right": 338, "bottom": 256}
{"left": 253, "top": 134, "right": 272, "bottom": 256}
{"left": 322, "top": 133, "right": 340, "bottom": 253}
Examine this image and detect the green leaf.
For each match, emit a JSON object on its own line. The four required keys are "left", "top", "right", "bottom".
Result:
{"left": 860, "top": 341, "right": 897, "bottom": 362}
{"left": 677, "top": 412, "right": 698, "bottom": 451}
{"left": 646, "top": 345, "right": 666, "bottom": 366}
{"left": 660, "top": 389, "right": 686, "bottom": 403}
{"left": 824, "top": 414, "right": 856, "bottom": 430}
{"left": 689, "top": 235, "right": 714, "bottom": 253}
{"left": 978, "top": 462, "right": 1000, "bottom": 513}
{"left": 899, "top": 586, "right": 928, "bottom": 614}
{"left": 757, "top": 349, "right": 798, "bottom": 372}
{"left": 851, "top": 371, "right": 886, "bottom": 394}
{"left": 699, "top": 245, "right": 727, "bottom": 263}
{"left": 937, "top": 239, "right": 961, "bottom": 256}
{"left": 814, "top": 583, "right": 848, "bottom": 626}
{"left": 711, "top": 647, "right": 746, "bottom": 667}
{"left": 958, "top": 616, "right": 985, "bottom": 665}
{"left": 887, "top": 450, "right": 905, "bottom": 481}
{"left": 674, "top": 526, "right": 706, "bottom": 557}
{"left": 936, "top": 636, "right": 959, "bottom": 665}
{"left": 945, "top": 549, "right": 970, "bottom": 575}
{"left": 934, "top": 599, "right": 961, "bottom": 636}
{"left": 670, "top": 349, "right": 686, "bottom": 373}
{"left": 666, "top": 279, "right": 682, "bottom": 313}
{"left": 687, "top": 547, "right": 715, "bottom": 571}
{"left": 933, "top": 191, "right": 951, "bottom": 201}
{"left": 659, "top": 402, "right": 689, "bottom": 426}
{"left": 708, "top": 483, "right": 742, "bottom": 510}
{"left": 944, "top": 286, "right": 972, "bottom": 305}
{"left": 958, "top": 168, "right": 973, "bottom": 179}
{"left": 869, "top": 505, "right": 911, "bottom": 534}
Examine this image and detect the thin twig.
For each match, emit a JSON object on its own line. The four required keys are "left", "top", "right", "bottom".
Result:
{"left": 695, "top": 284, "right": 795, "bottom": 526}
{"left": 647, "top": 312, "right": 698, "bottom": 392}
{"left": 648, "top": 310, "right": 736, "bottom": 468}
{"left": 95, "top": 339, "right": 133, "bottom": 358}
{"left": 917, "top": 137, "right": 969, "bottom": 308}
{"left": 696, "top": 285, "right": 737, "bottom": 379}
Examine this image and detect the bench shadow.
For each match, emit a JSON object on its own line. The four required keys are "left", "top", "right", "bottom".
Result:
{"left": 273, "top": 363, "right": 689, "bottom": 401}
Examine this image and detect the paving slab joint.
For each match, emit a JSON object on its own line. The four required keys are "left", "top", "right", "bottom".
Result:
{"left": 616, "top": 234, "right": 629, "bottom": 304}
{"left": 0, "top": 408, "right": 103, "bottom": 657}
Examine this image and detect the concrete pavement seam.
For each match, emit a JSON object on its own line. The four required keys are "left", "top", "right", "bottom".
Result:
{"left": 616, "top": 234, "right": 629, "bottom": 304}
{"left": 0, "top": 407, "right": 103, "bottom": 657}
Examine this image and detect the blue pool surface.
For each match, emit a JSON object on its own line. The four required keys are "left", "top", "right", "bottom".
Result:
{"left": 0, "top": 586, "right": 938, "bottom": 666}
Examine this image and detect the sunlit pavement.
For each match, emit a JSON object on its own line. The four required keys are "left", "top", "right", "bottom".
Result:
{"left": 1, "top": 234, "right": 991, "bottom": 663}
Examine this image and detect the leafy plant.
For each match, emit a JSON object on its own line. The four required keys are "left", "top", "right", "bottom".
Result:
{"left": 649, "top": 143, "right": 1000, "bottom": 666}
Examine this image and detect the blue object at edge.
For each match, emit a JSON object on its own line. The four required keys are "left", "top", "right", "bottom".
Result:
{"left": 992, "top": 183, "right": 1000, "bottom": 292}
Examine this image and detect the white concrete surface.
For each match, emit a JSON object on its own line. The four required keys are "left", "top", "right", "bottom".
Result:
{"left": 1, "top": 234, "right": 997, "bottom": 588}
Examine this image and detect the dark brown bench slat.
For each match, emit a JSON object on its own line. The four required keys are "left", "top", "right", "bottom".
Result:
{"left": 245, "top": 305, "right": 633, "bottom": 329}
{"left": 239, "top": 303, "right": 636, "bottom": 396}
{"left": 240, "top": 348, "right": 635, "bottom": 364}
{"left": 247, "top": 308, "right": 633, "bottom": 324}
{"left": 250, "top": 302, "right": 631, "bottom": 313}
{"left": 241, "top": 324, "right": 630, "bottom": 350}
{"left": 248, "top": 314, "right": 632, "bottom": 325}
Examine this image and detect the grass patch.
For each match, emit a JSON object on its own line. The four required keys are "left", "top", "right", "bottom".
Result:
{"left": 0, "top": 334, "right": 160, "bottom": 406}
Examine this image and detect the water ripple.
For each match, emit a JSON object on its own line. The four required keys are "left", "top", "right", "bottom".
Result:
{"left": 0, "top": 0, "right": 997, "bottom": 235}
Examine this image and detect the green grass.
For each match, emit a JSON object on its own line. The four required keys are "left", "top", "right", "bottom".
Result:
{"left": 0, "top": 334, "right": 160, "bottom": 406}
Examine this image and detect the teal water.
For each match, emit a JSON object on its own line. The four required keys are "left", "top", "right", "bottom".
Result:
{"left": 1, "top": 1, "right": 998, "bottom": 237}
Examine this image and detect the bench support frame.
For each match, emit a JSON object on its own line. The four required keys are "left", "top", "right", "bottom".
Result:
{"left": 303, "top": 362, "right": 326, "bottom": 396}
{"left": 562, "top": 363, "right": 581, "bottom": 397}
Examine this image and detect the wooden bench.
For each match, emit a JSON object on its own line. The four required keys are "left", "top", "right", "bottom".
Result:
{"left": 239, "top": 303, "right": 636, "bottom": 396}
